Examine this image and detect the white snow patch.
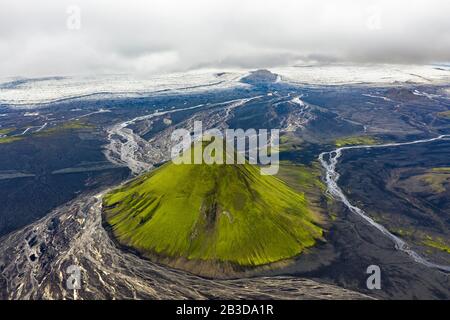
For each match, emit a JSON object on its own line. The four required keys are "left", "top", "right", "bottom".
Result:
{"left": 291, "top": 96, "right": 306, "bottom": 107}
{"left": 362, "top": 94, "right": 392, "bottom": 101}
{"left": 24, "top": 112, "right": 39, "bottom": 116}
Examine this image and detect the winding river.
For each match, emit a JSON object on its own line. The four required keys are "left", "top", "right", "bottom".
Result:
{"left": 319, "top": 134, "right": 450, "bottom": 273}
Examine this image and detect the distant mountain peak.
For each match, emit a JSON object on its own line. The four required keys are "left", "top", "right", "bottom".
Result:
{"left": 240, "top": 69, "right": 280, "bottom": 85}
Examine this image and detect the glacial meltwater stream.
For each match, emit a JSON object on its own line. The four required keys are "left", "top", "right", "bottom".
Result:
{"left": 319, "top": 135, "right": 450, "bottom": 272}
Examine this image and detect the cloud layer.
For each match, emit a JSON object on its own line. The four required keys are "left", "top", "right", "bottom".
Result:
{"left": 1, "top": 0, "right": 449, "bottom": 77}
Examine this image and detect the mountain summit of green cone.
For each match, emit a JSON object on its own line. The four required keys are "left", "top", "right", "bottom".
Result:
{"left": 103, "top": 140, "right": 322, "bottom": 276}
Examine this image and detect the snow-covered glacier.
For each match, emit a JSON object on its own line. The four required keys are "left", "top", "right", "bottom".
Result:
{"left": 0, "top": 70, "right": 247, "bottom": 108}
{"left": 273, "top": 64, "right": 450, "bottom": 85}
{"left": 1, "top": 64, "right": 449, "bottom": 108}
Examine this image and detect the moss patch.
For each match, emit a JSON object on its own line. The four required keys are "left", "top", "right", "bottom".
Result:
{"left": 334, "top": 135, "right": 379, "bottom": 147}
{"left": 276, "top": 161, "right": 325, "bottom": 193}
{"left": 390, "top": 228, "right": 413, "bottom": 238}
{"left": 0, "top": 127, "right": 16, "bottom": 135}
{"left": 418, "top": 169, "right": 450, "bottom": 193}
{"left": 422, "top": 237, "right": 450, "bottom": 254}
{"left": 279, "top": 133, "right": 303, "bottom": 152}
{"left": 37, "top": 120, "right": 94, "bottom": 136}
{"left": 0, "top": 136, "right": 24, "bottom": 144}
{"left": 437, "top": 110, "right": 450, "bottom": 119}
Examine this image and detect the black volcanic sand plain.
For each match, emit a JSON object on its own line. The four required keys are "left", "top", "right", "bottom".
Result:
{"left": 263, "top": 137, "right": 450, "bottom": 299}
{"left": 0, "top": 79, "right": 449, "bottom": 299}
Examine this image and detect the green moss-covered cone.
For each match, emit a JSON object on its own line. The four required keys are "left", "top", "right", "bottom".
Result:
{"left": 103, "top": 141, "right": 322, "bottom": 268}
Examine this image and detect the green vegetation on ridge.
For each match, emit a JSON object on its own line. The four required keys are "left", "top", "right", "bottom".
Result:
{"left": 0, "top": 121, "right": 94, "bottom": 145}
{"left": 0, "top": 127, "right": 24, "bottom": 144}
{"left": 0, "top": 127, "right": 16, "bottom": 135}
{"left": 334, "top": 135, "right": 379, "bottom": 147}
{"left": 0, "top": 136, "right": 24, "bottom": 144}
{"left": 36, "top": 120, "right": 94, "bottom": 136}
{"left": 422, "top": 236, "right": 450, "bottom": 254}
{"left": 417, "top": 168, "right": 450, "bottom": 193}
{"left": 437, "top": 110, "right": 450, "bottom": 119}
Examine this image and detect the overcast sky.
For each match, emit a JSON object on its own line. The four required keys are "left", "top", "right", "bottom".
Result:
{"left": 1, "top": 0, "right": 449, "bottom": 77}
